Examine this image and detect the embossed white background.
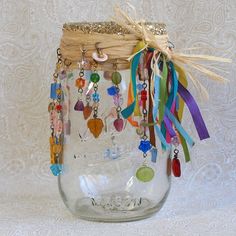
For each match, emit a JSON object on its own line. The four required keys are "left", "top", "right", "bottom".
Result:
{"left": 0, "top": 0, "right": 235, "bottom": 235}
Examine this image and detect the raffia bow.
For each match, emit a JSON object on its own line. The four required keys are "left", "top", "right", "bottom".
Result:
{"left": 113, "top": 6, "right": 231, "bottom": 98}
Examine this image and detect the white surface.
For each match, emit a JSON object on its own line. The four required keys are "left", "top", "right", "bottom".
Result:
{"left": 0, "top": 0, "right": 236, "bottom": 235}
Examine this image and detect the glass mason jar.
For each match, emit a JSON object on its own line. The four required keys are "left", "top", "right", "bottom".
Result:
{"left": 57, "top": 68, "right": 172, "bottom": 222}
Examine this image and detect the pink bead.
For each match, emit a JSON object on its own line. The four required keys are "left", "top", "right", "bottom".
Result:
{"left": 55, "top": 120, "right": 63, "bottom": 134}
{"left": 113, "top": 94, "right": 123, "bottom": 106}
{"left": 114, "top": 118, "right": 124, "bottom": 132}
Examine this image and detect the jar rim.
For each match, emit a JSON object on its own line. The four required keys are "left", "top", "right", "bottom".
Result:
{"left": 63, "top": 21, "right": 167, "bottom": 36}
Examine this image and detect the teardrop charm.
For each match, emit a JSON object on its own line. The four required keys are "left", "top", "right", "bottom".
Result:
{"left": 113, "top": 118, "right": 124, "bottom": 132}
{"left": 74, "top": 100, "right": 84, "bottom": 111}
{"left": 83, "top": 105, "right": 92, "bottom": 120}
{"left": 87, "top": 118, "right": 104, "bottom": 138}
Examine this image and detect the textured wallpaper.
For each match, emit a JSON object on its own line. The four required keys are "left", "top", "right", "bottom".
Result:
{"left": 0, "top": 0, "right": 236, "bottom": 230}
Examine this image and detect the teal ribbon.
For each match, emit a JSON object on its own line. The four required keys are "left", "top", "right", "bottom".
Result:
{"left": 152, "top": 65, "right": 170, "bottom": 150}
{"left": 121, "top": 52, "right": 141, "bottom": 119}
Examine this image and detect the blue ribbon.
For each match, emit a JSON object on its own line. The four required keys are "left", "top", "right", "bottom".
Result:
{"left": 121, "top": 52, "right": 141, "bottom": 119}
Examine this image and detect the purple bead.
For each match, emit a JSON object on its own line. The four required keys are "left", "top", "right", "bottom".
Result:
{"left": 59, "top": 70, "right": 67, "bottom": 80}
{"left": 74, "top": 100, "right": 84, "bottom": 111}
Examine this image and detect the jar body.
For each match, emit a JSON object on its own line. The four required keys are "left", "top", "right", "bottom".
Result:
{"left": 58, "top": 70, "right": 171, "bottom": 222}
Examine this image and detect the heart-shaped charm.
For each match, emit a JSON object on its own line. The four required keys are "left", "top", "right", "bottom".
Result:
{"left": 113, "top": 118, "right": 124, "bottom": 132}
{"left": 83, "top": 105, "right": 92, "bottom": 120}
{"left": 87, "top": 118, "right": 104, "bottom": 138}
{"left": 74, "top": 100, "right": 84, "bottom": 111}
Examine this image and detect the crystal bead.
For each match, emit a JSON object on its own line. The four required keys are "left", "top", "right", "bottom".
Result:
{"left": 55, "top": 104, "right": 62, "bottom": 111}
{"left": 92, "top": 93, "right": 100, "bottom": 102}
{"left": 90, "top": 73, "right": 100, "bottom": 83}
{"left": 137, "top": 83, "right": 143, "bottom": 91}
{"left": 111, "top": 71, "right": 122, "bottom": 85}
{"left": 136, "top": 166, "right": 154, "bottom": 182}
{"left": 171, "top": 136, "right": 180, "bottom": 147}
{"left": 107, "top": 86, "right": 117, "bottom": 96}
{"left": 138, "top": 140, "right": 152, "bottom": 153}
{"left": 75, "top": 78, "right": 86, "bottom": 88}
{"left": 113, "top": 94, "right": 123, "bottom": 106}
{"left": 141, "top": 90, "right": 147, "bottom": 101}
{"left": 50, "top": 164, "right": 62, "bottom": 176}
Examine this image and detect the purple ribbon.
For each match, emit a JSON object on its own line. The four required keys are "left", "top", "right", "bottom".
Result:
{"left": 178, "top": 82, "right": 210, "bottom": 140}
{"left": 164, "top": 115, "right": 176, "bottom": 138}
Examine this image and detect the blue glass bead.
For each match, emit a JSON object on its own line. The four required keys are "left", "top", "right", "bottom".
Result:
{"left": 50, "top": 83, "right": 61, "bottom": 99}
{"left": 107, "top": 86, "right": 118, "bottom": 96}
{"left": 92, "top": 93, "right": 100, "bottom": 102}
{"left": 50, "top": 164, "right": 62, "bottom": 176}
{"left": 151, "top": 148, "right": 158, "bottom": 163}
{"left": 137, "top": 83, "right": 143, "bottom": 91}
{"left": 138, "top": 140, "right": 152, "bottom": 153}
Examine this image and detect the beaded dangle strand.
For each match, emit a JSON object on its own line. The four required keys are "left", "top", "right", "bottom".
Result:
{"left": 87, "top": 62, "right": 104, "bottom": 138}
{"left": 48, "top": 48, "right": 64, "bottom": 176}
{"left": 111, "top": 63, "right": 124, "bottom": 132}
{"left": 136, "top": 51, "right": 154, "bottom": 182}
{"left": 74, "top": 50, "right": 87, "bottom": 112}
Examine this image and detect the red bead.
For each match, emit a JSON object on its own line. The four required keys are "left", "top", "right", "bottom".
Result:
{"left": 141, "top": 90, "right": 147, "bottom": 96}
{"left": 141, "top": 90, "right": 147, "bottom": 101}
{"left": 172, "top": 157, "right": 181, "bottom": 177}
{"left": 56, "top": 104, "right": 62, "bottom": 111}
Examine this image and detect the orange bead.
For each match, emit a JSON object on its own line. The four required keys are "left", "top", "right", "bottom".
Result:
{"left": 75, "top": 78, "right": 86, "bottom": 88}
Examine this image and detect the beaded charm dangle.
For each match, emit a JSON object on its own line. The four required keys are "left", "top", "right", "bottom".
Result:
{"left": 74, "top": 49, "right": 87, "bottom": 112}
{"left": 87, "top": 62, "right": 104, "bottom": 138}
{"left": 171, "top": 136, "right": 181, "bottom": 177}
{"left": 136, "top": 52, "right": 155, "bottom": 182}
{"left": 110, "top": 64, "right": 124, "bottom": 132}
{"left": 172, "top": 148, "right": 181, "bottom": 177}
{"left": 48, "top": 48, "right": 64, "bottom": 176}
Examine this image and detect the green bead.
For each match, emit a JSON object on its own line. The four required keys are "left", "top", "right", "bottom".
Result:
{"left": 111, "top": 71, "right": 122, "bottom": 85}
{"left": 136, "top": 166, "right": 154, "bottom": 182}
{"left": 90, "top": 73, "right": 100, "bottom": 83}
